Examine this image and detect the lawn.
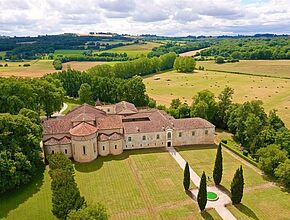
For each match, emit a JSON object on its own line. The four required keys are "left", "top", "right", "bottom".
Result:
{"left": 0, "top": 60, "right": 55, "bottom": 77}
{"left": 0, "top": 169, "right": 55, "bottom": 220}
{"left": 197, "top": 60, "right": 290, "bottom": 78}
{"left": 98, "top": 42, "right": 161, "bottom": 58}
{"left": 144, "top": 70, "right": 290, "bottom": 128}
{"left": 74, "top": 148, "right": 221, "bottom": 219}
{"left": 176, "top": 145, "right": 290, "bottom": 220}
{"left": 1, "top": 148, "right": 221, "bottom": 220}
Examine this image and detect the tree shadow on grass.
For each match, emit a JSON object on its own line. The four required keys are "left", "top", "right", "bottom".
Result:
{"left": 74, "top": 147, "right": 169, "bottom": 173}
{"left": 0, "top": 165, "right": 45, "bottom": 219}
{"left": 201, "top": 210, "right": 216, "bottom": 220}
{"left": 234, "top": 203, "right": 259, "bottom": 220}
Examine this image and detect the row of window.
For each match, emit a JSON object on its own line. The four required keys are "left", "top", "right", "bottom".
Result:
{"left": 127, "top": 130, "right": 208, "bottom": 142}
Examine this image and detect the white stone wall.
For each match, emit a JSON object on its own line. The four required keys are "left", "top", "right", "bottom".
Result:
{"left": 96, "top": 106, "right": 115, "bottom": 114}
{"left": 124, "top": 132, "right": 167, "bottom": 150}
{"left": 44, "top": 144, "right": 72, "bottom": 158}
{"left": 72, "top": 134, "right": 98, "bottom": 163}
{"left": 98, "top": 141, "right": 110, "bottom": 156}
{"left": 109, "top": 139, "right": 123, "bottom": 155}
{"left": 172, "top": 128, "right": 215, "bottom": 146}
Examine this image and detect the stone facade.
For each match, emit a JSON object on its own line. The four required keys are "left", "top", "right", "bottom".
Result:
{"left": 43, "top": 101, "right": 215, "bottom": 163}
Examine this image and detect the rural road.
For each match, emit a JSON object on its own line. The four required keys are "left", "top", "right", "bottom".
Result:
{"left": 52, "top": 103, "right": 68, "bottom": 117}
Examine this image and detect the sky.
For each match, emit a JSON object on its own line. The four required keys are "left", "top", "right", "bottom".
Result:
{"left": 0, "top": 0, "right": 289, "bottom": 37}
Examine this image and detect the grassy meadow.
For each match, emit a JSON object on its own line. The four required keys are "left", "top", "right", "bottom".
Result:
{"left": 144, "top": 70, "right": 290, "bottom": 128}
{"left": 0, "top": 60, "right": 55, "bottom": 77}
{"left": 197, "top": 60, "right": 290, "bottom": 78}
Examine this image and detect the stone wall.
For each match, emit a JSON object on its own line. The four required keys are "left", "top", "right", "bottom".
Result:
{"left": 124, "top": 132, "right": 167, "bottom": 150}
{"left": 44, "top": 144, "right": 72, "bottom": 158}
{"left": 72, "top": 134, "right": 98, "bottom": 163}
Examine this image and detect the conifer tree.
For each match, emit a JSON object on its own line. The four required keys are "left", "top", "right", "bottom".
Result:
{"left": 230, "top": 166, "right": 244, "bottom": 204}
{"left": 183, "top": 162, "right": 190, "bottom": 190}
{"left": 197, "top": 171, "right": 207, "bottom": 211}
{"left": 213, "top": 143, "right": 223, "bottom": 185}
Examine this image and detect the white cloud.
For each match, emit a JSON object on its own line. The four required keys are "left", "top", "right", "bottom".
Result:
{"left": 0, "top": 0, "right": 289, "bottom": 36}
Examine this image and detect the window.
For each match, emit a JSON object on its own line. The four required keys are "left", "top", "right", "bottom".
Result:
{"left": 128, "top": 137, "right": 132, "bottom": 142}
{"left": 52, "top": 150, "right": 54, "bottom": 154}
{"left": 103, "top": 146, "right": 105, "bottom": 151}
{"left": 167, "top": 132, "right": 172, "bottom": 139}
{"left": 156, "top": 134, "right": 160, "bottom": 139}
{"left": 192, "top": 131, "right": 195, "bottom": 136}
{"left": 65, "top": 149, "right": 67, "bottom": 154}
{"left": 107, "top": 108, "right": 110, "bottom": 112}
{"left": 93, "top": 143, "right": 96, "bottom": 153}
{"left": 179, "top": 132, "right": 182, "bottom": 137}
{"left": 115, "top": 145, "right": 117, "bottom": 149}
{"left": 83, "top": 146, "right": 86, "bottom": 155}
{"left": 205, "top": 130, "right": 208, "bottom": 135}
{"left": 142, "top": 135, "right": 146, "bottom": 141}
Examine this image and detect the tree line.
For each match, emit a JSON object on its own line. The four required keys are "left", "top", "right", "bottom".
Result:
{"left": 48, "top": 153, "right": 108, "bottom": 219}
{"left": 201, "top": 37, "right": 290, "bottom": 60}
{"left": 147, "top": 41, "right": 211, "bottom": 57}
{"left": 153, "top": 87, "right": 289, "bottom": 187}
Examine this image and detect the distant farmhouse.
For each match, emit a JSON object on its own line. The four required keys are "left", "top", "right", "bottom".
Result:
{"left": 43, "top": 101, "right": 215, "bottom": 163}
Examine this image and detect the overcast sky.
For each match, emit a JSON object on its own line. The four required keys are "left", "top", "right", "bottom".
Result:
{"left": 0, "top": 0, "right": 289, "bottom": 37}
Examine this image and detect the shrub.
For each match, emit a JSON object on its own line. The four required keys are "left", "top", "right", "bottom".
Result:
{"left": 213, "top": 143, "right": 223, "bottom": 185}
{"left": 242, "top": 150, "right": 249, "bottom": 157}
{"left": 183, "top": 162, "right": 190, "bottom": 190}
{"left": 67, "top": 204, "right": 108, "bottom": 220}
{"left": 0, "top": 64, "right": 3, "bottom": 67}
{"left": 215, "top": 56, "right": 225, "bottom": 64}
{"left": 197, "top": 171, "right": 207, "bottom": 211}
{"left": 231, "top": 166, "right": 244, "bottom": 204}
{"left": 221, "top": 139, "right": 227, "bottom": 144}
{"left": 23, "top": 63, "right": 31, "bottom": 67}
{"left": 53, "top": 59, "right": 62, "bottom": 70}
{"left": 4, "top": 63, "right": 8, "bottom": 67}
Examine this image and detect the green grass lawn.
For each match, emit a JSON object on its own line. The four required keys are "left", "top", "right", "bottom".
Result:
{"left": 176, "top": 145, "right": 290, "bottom": 220}
{"left": 1, "top": 148, "right": 221, "bottom": 220}
{"left": 0, "top": 169, "right": 55, "bottom": 220}
{"left": 75, "top": 148, "right": 221, "bottom": 219}
{"left": 98, "top": 42, "right": 161, "bottom": 58}
{"left": 144, "top": 70, "right": 290, "bottom": 128}
{"left": 197, "top": 60, "right": 290, "bottom": 78}
{"left": 0, "top": 51, "right": 6, "bottom": 57}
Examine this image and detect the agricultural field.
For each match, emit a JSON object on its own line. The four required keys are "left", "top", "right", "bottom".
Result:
{"left": 0, "top": 60, "right": 55, "bottom": 77}
{"left": 99, "top": 42, "right": 161, "bottom": 58}
{"left": 1, "top": 148, "right": 222, "bottom": 220}
{"left": 54, "top": 49, "right": 86, "bottom": 56}
{"left": 176, "top": 145, "right": 290, "bottom": 220}
{"left": 197, "top": 60, "right": 290, "bottom": 78}
{"left": 144, "top": 70, "right": 290, "bottom": 128}
{"left": 62, "top": 61, "right": 106, "bottom": 71}
{"left": 179, "top": 48, "right": 207, "bottom": 57}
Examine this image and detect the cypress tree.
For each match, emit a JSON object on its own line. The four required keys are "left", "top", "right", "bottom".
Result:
{"left": 213, "top": 143, "right": 223, "bottom": 185}
{"left": 183, "top": 162, "right": 190, "bottom": 190}
{"left": 230, "top": 166, "right": 244, "bottom": 204}
{"left": 197, "top": 171, "right": 207, "bottom": 211}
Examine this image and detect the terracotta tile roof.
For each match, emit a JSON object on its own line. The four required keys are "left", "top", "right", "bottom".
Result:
{"left": 43, "top": 118, "right": 71, "bottom": 135}
{"left": 69, "top": 122, "right": 98, "bottom": 137}
{"left": 115, "top": 101, "right": 138, "bottom": 114}
{"left": 172, "top": 118, "right": 215, "bottom": 129}
{"left": 44, "top": 137, "right": 59, "bottom": 146}
{"left": 43, "top": 104, "right": 106, "bottom": 135}
{"left": 97, "top": 115, "right": 123, "bottom": 130}
{"left": 123, "top": 110, "right": 172, "bottom": 134}
{"left": 71, "top": 113, "right": 96, "bottom": 122}
{"left": 98, "top": 133, "right": 109, "bottom": 141}
{"left": 58, "top": 136, "right": 71, "bottom": 145}
{"left": 43, "top": 136, "right": 71, "bottom": 145}
{"left": 110, "top": 132, "right": 122, "bottom": 140}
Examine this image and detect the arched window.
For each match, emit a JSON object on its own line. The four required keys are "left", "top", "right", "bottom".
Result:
{"left": 52, "top": 150, "right": 54, "bottom": 154}
{"left": 115, "top": 145, "right": 117, "bottom": 149}
{"left": 103, "top": 146, "right": 105, "bottom": 151}
{"left": 167, "top": 132, "right": 172, "bottom": 139}
{"left": 83, "top": 146, "right": 86, "bottom": 155}
{"left": 65, "top": 149, "right": 67, "bottom": 154}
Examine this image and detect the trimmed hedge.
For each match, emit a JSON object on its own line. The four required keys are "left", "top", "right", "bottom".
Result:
{"left": 221, "top": 141, "right": 258, "bottom": 167}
